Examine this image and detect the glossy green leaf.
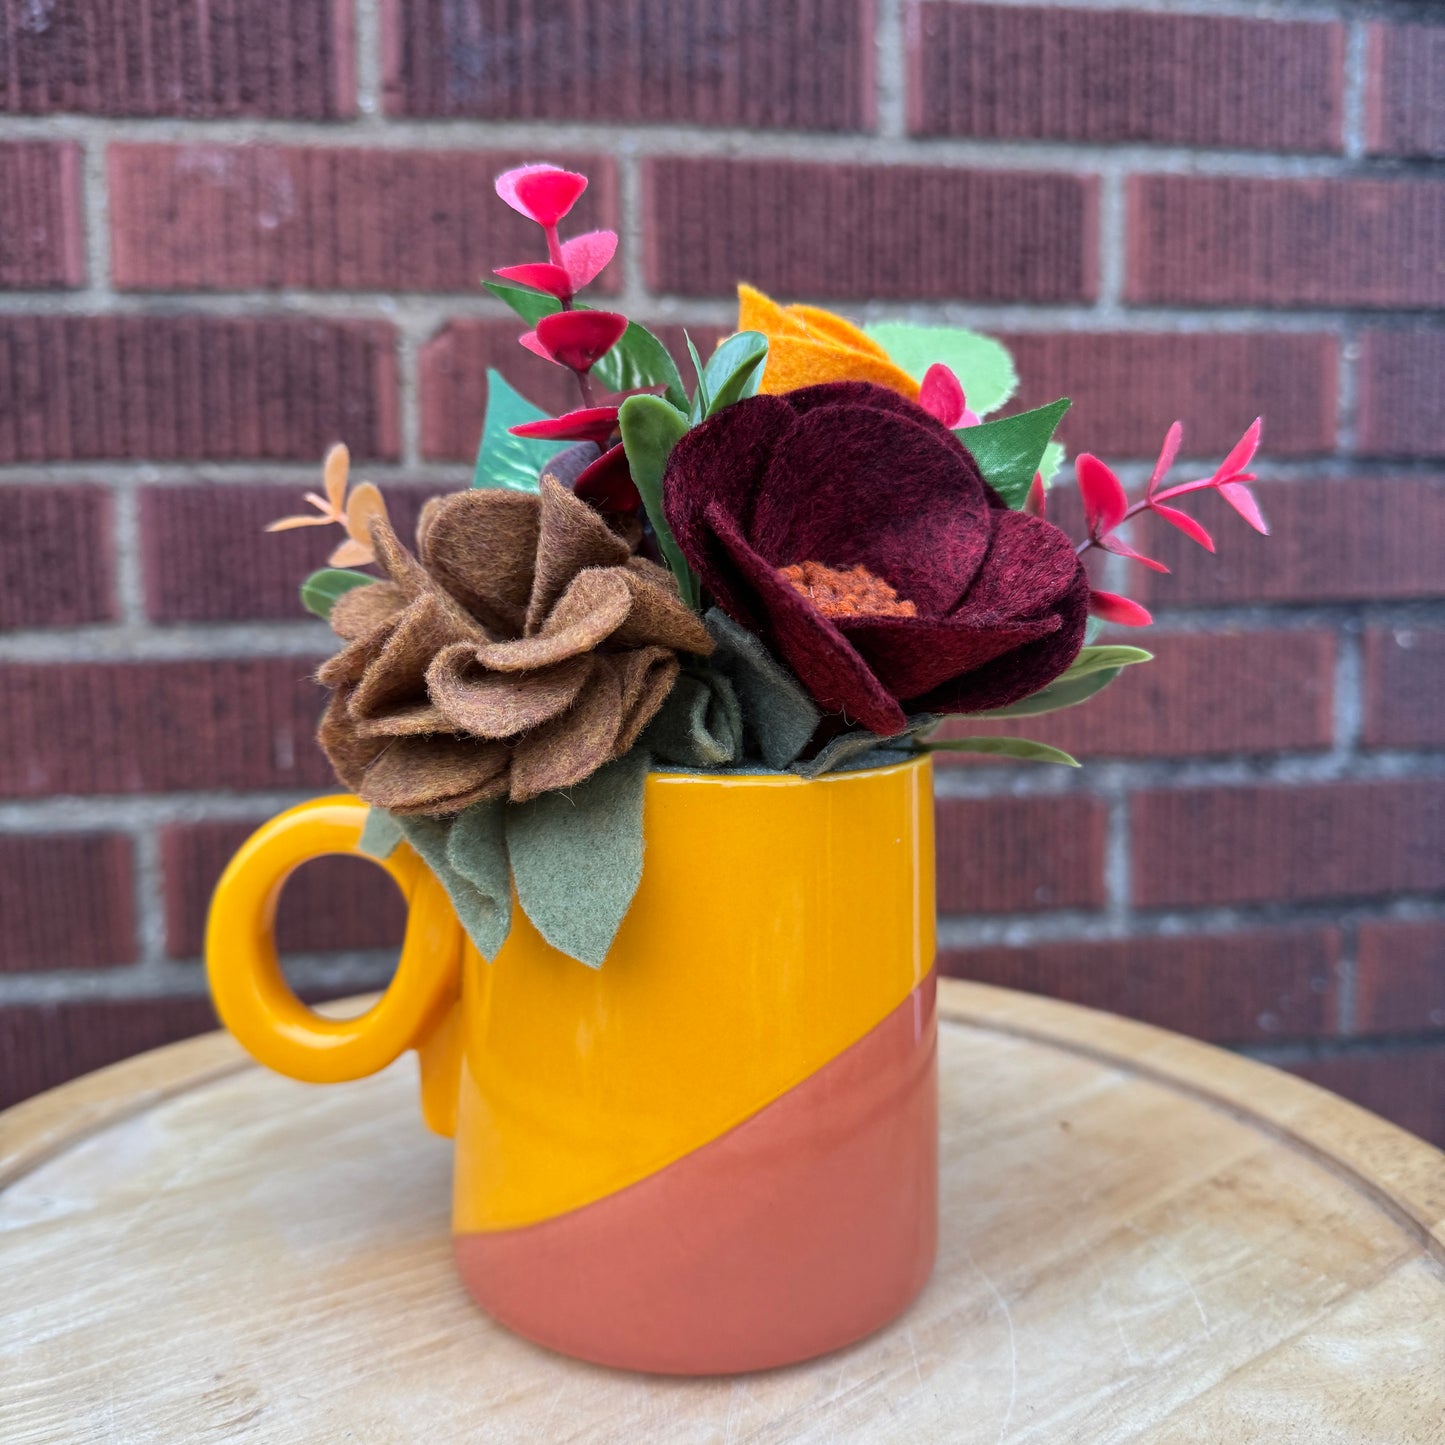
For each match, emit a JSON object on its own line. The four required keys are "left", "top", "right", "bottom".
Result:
{"left": 483, "top": 281, "right": 688, "bottom": 410}
{"left": 685, "top": 332, "right": 709, "bottom": 423}
{"left": 1060, "top": 645, "right": 1153, "bottom": 680}
{"left": 1039, "top": 439, "right": 1065, "bottom": 487}
{"left": 300, "top": 568, "right": 373, "bottom": 620}
{"left": 961, "top": 665, "right": 1122, "bottom": 719}
{"left": 701, "top": 331, "right": 768, "bottom": 416}
{"left": 473, "top": 369, "right": 566, "bottom": 491}
{"left": 956, "top": 398, "right": 1071, "bottom": 509}
{"left": 926, "top": 736, "right": 1080, "bottom": 767}
{"left": 618, "top": 394, "right": 698, "bottom": 610}
{"left": 863, "top": 322, "right": 1017, "bottom": 416}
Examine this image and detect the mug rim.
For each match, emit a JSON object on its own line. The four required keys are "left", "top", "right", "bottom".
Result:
{"left": 646, "top": 751, "right": 930, "bottom": 790}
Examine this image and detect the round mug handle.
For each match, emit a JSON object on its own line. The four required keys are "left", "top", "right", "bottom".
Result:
{"left": 206, "top": 795, "right": 461, "bottom": 1084}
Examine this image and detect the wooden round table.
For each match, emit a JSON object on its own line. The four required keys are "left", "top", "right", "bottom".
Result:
{"left": 3, "top": 980, "right": 1443, "bottom": 1442}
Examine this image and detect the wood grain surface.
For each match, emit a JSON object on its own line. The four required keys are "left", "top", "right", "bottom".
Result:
{"left": 2, "top": 980, "right": 1443, "bottom": 1443}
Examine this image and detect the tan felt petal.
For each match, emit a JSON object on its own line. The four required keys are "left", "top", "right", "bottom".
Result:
{"left": 525, "top": 478, "right": 631, "bottom": 635}
{"left": 350, "top": 700, "right": 454, "bottom": 738}
{"left": 317, "top": 626, "right": 394, "bottom": 689}
{"left": 360, "top": 735, "right": 510, "bottom": 816}
{"left": 610, "top": 647, "right": 681, "bottom": 755}
{"left": 317, "top": 689, "right": 384, "bottom": 793}
{"left": 624, "top": 555, "right": 675, "bottom": 589}
{"left": 507, "top": 667, "right": 625, "bottom": 803}
{"left": 475, "top": 569, "right": 631, "bottom": 673}
{"left": 427, "top": 646, "right": 594, "bottom": 740}
{"left": 348, "top": 592, "right": 480, "bottom": 722}
{"left": 329, "top": 581, "right": 410, "bottom": 642}
{"left": 610, "top": 570, "right": 714, "bottom": 654}
{"left": 367, "top": 513, "right": 428, "bottom": 590}
{"left": 419, "top": 489, "right": 540, "bottom": 636}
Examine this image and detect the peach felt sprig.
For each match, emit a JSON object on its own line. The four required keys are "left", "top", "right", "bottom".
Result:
{"left": 266, "top": 443, "right": 388, "bottom": 567}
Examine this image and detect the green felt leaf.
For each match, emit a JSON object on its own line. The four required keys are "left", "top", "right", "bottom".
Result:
{"left": 379, "top": 805, "right": 513, "bottom": 962}
{"left": 1083, "top": 616, "right": 1104, "bottom": 646}
{"left": 701, "top": 331, "right": 767, "bottom": 416}
{"left": 618, "top": 394, "right": 699, "bottom": 610}
{"left": 864, "top": 322, "right": 1017, "bottom": 416}
{"left": 473, "top": 369, "right": 566, "bottom": 491}
{"left": 962, "top": 666, "right": 1122, "bottom": 719}
{"left": 506, "top": 750, "right": 651, "bottom": 968}
{"left": 705, "top": 609, "right": 820, "bottom": 769}
{"left": 684, "top": 332, "right": 709, "bottom": 424}
{"left": 926, "top": 736, "right": 1080, "bottom": 767}
{"left": 644, "top": 669, "right": 742, "bottom": 768}
{"left": 484, "top": 281, "right": 688, "bottom": 411}
{"left": 358, "top": 806, "right": 405, "bottom": 859}
{"left": 300, "top": 568, "right": 373, "bottom": 621}
{"left": 1061, "top": 645, "right": 1153, "bottom": 680}
{"left": 793, "top": 715, "right": 939, "bottom": 779}
{"left": 957, "top": 398, "right": 1071, "bottom": 509}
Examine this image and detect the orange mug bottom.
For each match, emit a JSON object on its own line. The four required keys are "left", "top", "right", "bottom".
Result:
{"left": 453, "top": 972, "right": 938, "bottom": 1375}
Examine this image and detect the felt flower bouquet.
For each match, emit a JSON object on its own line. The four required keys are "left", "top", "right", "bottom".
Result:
{"left": 272, "top": 162, "right": 1266, "bottom": 969}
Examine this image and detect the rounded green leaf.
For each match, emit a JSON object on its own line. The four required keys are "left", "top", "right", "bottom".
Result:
{"left": 864, "top": 322, "right": 1017, "bottom": 415}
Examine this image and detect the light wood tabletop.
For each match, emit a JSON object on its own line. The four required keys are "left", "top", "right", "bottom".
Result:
{"left": 3, "top": 979, "right": 1443, "bottom": 1443}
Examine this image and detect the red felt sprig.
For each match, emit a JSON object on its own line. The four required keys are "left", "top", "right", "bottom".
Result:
{"left": 1071, "top": 419, "right": 1266, "bottom": 627}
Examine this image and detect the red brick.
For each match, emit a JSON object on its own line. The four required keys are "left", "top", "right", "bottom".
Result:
{"left": 140, "top": 482, "right": 448, "bottom": 623}
{"left": 161, "top": 820, "right": 407, "bottom": 960}
{"left": 1357, "top": 331, "right": 1445, "bottom": 459}
{"left": 1289, "top": 1047, "right": 1445, "bottom": 1147}
{"left": 0, "top": 659, "right": 334, "bottom": 798}
{"left": 1132, "top": 781, "right": 1445, "bottom": 910}
{"left": 0, "top": 141, "right": 84, "bottom": 287}
{"left": 0, "top": 834, "right": 136, "bottom": 972}
{"left": 1363, "top": 629, "right": 1445, "bottom": 750}
{"left": 1135, "top": 478, "right": 1445, "bottom": 608}
{"left": 998, "top": 332, "right": 1337, "bottom": 459}
{"left": 1355, "top": 920, "right": 1445, "bottom": 1037}
{"left": 643, "top": 158, "right": 1097, "bottom": 303}
{"left": 909, "top": 5, "right": 1342, "bottom": 153}
{"left": 0, "top": 485, "right": 115, "bottom": 628}
{"left": 940, "top": 928, "right": 1339, "bottom": 1043}
{"left": 1126, "top": 176, "right": 1445, "bottom": 309}
{"left": 936, "top": 795, "right": 1106, "bottom": 914}
{"left": 0, "top": 315, "right": 398, "bottom": 463}
{"left": 382, "top": 0, "right": 872, "bottom": 131}
{"left": 1365, "top": 24, "right": 1445, "bottom": 158}
{"left": 934, "top": 631, "right": 1334, "bottom": 763}
{"left": 0, "top": 0, "right": 353, "bottom": 118}
{"left": 109, "top": 145, "right": 620, "bottom": 293}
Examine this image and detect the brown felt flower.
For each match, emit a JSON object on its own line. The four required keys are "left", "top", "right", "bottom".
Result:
{"left": 317, "top": 477, "right": 712, "bottom": 814}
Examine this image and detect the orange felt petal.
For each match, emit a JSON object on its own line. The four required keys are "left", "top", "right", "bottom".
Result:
{"left": 345, "top": 481, "right": 388, "bottom": 546}
{"left": 757, "top": 336, "right": 922, "bottom": 400}
{"left": 324, "top": 443, "right": 350, "bottom": 512}
{"left": 266, "top": 514, "right": 333, "bottom": 532}
{"left": 786, "top": 304, "right": 893, "bottom": 362}
{"left": 329, "top": 536, "right": 374, "bottom": 567}
{"left": 737, "top": 283, "right": 812, "bottom": 341}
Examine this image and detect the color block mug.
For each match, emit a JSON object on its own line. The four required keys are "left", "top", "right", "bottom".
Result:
{"left": 206, "top": 755, "right": 938, "bottom": 1374}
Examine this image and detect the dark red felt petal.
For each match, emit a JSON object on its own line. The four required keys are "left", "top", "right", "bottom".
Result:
{"left": 709, "top": 507, "right": 907, "bottom": 736}
{"left": 750, "top": 405, "right": 992, "bottom": 614}
{"left": 840, "top": 614, "right": 1058, "bottom": 701}
{"left": 950, "top": 510, "right": 1084, "bottom": 625}
{"left": 663, "top": 393, "right": 798, "bottom": 579}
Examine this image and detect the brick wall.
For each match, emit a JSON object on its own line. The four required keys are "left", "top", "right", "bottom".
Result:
{"left": 2, "top": 0, "right": 1442, "bottom": 1144}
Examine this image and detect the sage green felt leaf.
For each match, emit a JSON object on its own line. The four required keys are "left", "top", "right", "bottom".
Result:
{"left": 506, "top": 750, "right": 651, "bottom": 968}
{"left": 483, "top": 281, "right": 688, "bottom": 410}
{"left": 793, "top": 715, "right": 939, "bottom": 779}
{"left": 957, "top": 398, "right": 1071, "bottom": 509}
{"left": 962, "top": 666, "right": 1122, "bottom": 719}
{"left": 1061, "top": 645, "right": 1153, "bottom": 680}
{"left": 300, "top": 568, "right": 374, "bottom": 621}
{"left": 618, "top": 394, "right": 699, "bottom": 609}
{"left": 701, "top": 332, "right": 767, "bottom": 416}
{"left": 358, "top": 806, "right": 405, "bottom": 859}
{"left": 473, "top": 369, "right": 566, "bottom": 491}
{"left": 705, "top": 609, "right": 820, "bottom": 768}
{"left": 864, "top": 322, "right": 1017, "bottom": 416}
{"left": 1083, "top": 616, "right": 1104, "bottom": 646}
{"left": 394, "top": 806, "right": 512, "bottom": 962}
{"left": 644, "top": 670, "right": 742, "bottom": 768}
{"left": 926, "top": 736, "right": 1080, "bottom": 767}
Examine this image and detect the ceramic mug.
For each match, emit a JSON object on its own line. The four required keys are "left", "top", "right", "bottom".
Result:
{"left": 206, "top": 755, "right": 938, "bottom": 1374}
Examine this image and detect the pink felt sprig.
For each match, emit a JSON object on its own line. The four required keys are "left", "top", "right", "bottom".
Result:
{"left": 1070, "top": 419, "right": 1266, "bottom": 628}
{"left": 493, "top": 163, "right": 624, "bottom": 411}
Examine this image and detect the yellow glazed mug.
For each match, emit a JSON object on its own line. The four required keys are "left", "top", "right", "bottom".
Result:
{"left": 206, "top": 756, "right": 938, "bottom": 1374}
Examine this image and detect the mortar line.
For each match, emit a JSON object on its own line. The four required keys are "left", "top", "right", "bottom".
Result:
{"left": 873, "top": 0, "right": 909, "bottom": 141}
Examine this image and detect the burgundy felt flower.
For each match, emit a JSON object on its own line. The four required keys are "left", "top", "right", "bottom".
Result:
{"left": 662, "top": 382, "right": 1090, "bottom": 734}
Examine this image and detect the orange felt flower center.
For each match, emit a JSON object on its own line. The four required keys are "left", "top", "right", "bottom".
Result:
{"left": 779, "top": 561, "right": 918, "bottom": 619}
